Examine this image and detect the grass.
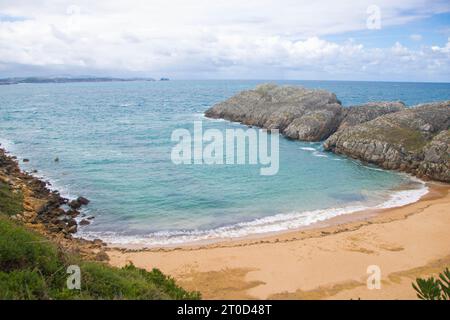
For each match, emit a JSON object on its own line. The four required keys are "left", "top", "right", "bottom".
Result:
{"left": 0, "top": 179, "right": 200, "bottom": 300}
{"left": 0, "top": 180, "right": 23, "bottom": 216}
{"left": 381, "top": 126, "right": 428, "bottom": 152}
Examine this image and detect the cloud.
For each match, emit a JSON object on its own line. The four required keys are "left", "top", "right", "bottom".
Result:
{"left": 0, "top": 0, "right": 449, "bottom": 80}
{"left": 409, "top": 34, "right": 423, "bottom": 41}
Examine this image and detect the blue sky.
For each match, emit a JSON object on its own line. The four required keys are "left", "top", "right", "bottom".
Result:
{"left": 324, "top": 13, "right": 450, "bottom": 50}
{"left": 0, "top": 0, "right": 449, "bottom": 82}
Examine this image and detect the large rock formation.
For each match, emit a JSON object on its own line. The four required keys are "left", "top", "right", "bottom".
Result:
{"left": 205, "top": 84, "right": 449, "bottom": 182}
{"left": 205, "top": 84, "right": 343, "bottom": 141}
{"left": 338, "top": 101, "right": 406, "bottom": 130}
{"left": 323, "top": 102, "right": 450, "bottom": 182}
{"left": 205, "top": 84, "right": 408, "bottom": 141}
{"left": 417, "top": 130, "right": 450, "bottom": 181}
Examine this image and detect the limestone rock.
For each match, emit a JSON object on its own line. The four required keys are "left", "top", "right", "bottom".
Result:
{"left": 324, "top": 101, "right": 450, "bottom": 182}
{"left": 205, "top": 84, "right": 343, "bottom": 141}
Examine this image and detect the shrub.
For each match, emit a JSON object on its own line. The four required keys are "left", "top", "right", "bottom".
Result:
{"left": 0, "top": 216, "right": 61, "bottom": 274}
{"left": 0, "top": 217, "right": 201, "bottom": 299}
{"left": 412, "top": 268, "right": 450, "bottom": 300}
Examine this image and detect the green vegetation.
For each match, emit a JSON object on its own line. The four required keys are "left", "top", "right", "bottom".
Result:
{"left": 0, "top": 179, "right": 200, "bottom": 300}
{"left": 412, "top": 268, "right": 450, "bottom": 300}
{"left": 0, "top": 181, "right": 23, "bottom": 216}
{"left": 373, "top": 125, "right": 428, "bottom": 152}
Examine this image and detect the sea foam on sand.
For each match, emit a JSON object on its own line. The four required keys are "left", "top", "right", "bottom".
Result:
{"left": 78, "top": 179, "right": 429, "bottom": 247}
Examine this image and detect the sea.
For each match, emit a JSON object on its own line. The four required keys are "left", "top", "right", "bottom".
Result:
{"left": 1, "top": 80, "right": 449, "bottom": 246}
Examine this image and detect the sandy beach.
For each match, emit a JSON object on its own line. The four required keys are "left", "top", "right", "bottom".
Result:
{"left": 108, "top": 182, "right": 450, "bottom": 300}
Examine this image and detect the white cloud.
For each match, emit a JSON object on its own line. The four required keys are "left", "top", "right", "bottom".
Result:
{"left": 0, "top": 0, "right": 449, "bottom": 80}
{"left": 410, "top": 34, "right": 422, "bottom": 41}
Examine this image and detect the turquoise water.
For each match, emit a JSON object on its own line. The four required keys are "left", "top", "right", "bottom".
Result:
{"left": 1, "top": 80, "right": 448, "bottom": 246}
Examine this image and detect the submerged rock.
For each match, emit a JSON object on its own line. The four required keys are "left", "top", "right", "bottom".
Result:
{"left": 205, "top": 83, "right": 343, "bottom": 141}
{"left": 68, "top": 196, "right": 90, "bottom": 209}
{"left": 77, "top": 196, "right": 90, "bottom": 205}
{"left": 323, "top": 101, "right": 450, "bottom": 182}
{"left": 79, "top": 219, "right": 91, "bottom": 226}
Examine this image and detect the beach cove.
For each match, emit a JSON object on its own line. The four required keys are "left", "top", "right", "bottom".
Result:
{"left": 1, "top": 80, "right": 449, "bottom": 300}
{"left": 108, "top": 182, "right": 450, "bottom": 299}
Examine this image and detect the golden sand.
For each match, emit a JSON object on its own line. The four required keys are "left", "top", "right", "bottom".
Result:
{"left": 108, "top": 183, "right": 450, "bottom": 300}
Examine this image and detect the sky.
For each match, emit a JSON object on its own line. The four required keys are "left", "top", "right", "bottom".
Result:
{"left": 0, "top": 0, "right": 449, "bottom": 81}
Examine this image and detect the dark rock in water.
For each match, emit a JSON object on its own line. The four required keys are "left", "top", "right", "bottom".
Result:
{"left": 205, "top": 84, "right": 343, "bottom": 141}
{"left": 68, "top": 199, "right": 82, "bottom": 209}
{"left": 77, "top": 196, "right": 90, "bottom": 205}
{"left": 79, "top": 219, "right": 90, "bottom": 226}
{"left": 324, "top": 101, "right": 450, "bottom": 182}
{"left": 338, "top": 101, "right": 406, "bottom": 130}
{"left": 23, "top": 158, "right": 30, "bottom": 162}
{"left": 68, "top": 196, "right": 89, "bottom": 209}
{"left": 67, "top": 209, "right": 80, "bottom": 217}
{"left": 54, "top": 157, "right": 59, "bottom": 162}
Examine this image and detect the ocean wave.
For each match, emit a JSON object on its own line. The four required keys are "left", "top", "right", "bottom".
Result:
{"left": 77, "top": 180, "right": 428, "bottom": 247}
{"left": 312, "top": 151, "right": 328, "bottom": 158}
{"left": 300, "top": 147, "right": 316, "bottom": 151}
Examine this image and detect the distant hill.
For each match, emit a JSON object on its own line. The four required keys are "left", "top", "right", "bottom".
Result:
{"left": 0, "top": 76, "right": 155, "bottom": 85}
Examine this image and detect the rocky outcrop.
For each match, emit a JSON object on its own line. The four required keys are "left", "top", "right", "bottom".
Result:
{"left": 0, "top": 147, "right": 105, "bottom": 260}
{"left": 323, "top": 102, "right": 450, "bottom": 182}
{"left": 206, "top": 84, "right": 449, "bottom": 182}
{"left": 0, "top": 147, "right": 93, "bottom": 236}
{"left": 416, "top": 130, "right": 450, "bottom": 182}
{"left": 338, "top": 101, "right": 406, "bottom": 130}
{"left": 205, "top": 84, "right": 343, "bottom": 141}
{"left": 205, "top": 84, "right": 410, "bottom": 142}
{"left": 69, "top": 196, "right": 90, "bottom": 209}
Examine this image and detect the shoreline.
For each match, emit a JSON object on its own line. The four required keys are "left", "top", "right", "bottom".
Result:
{"left": 103, "top": 182, "right": 428, "bottom": 250}
{"left": 109, "top": 181, "right": 444, "bottom": 252}
{"left": 2, "top": 138, "right": 432, "bottom": 251}
{"left": 0, "top": 142, "right": 439, "bottom": 251}
{"left": 0, "top": 147, "right": 109, "bottom": 261}
{"left": 2, "top": 144, "right": 450, "bottom": 299}
{"left": 108, "top": 183, "right": 450, "bottom": 299}
{"left": 80, "top": 176, "right": 428, "bottom": 250}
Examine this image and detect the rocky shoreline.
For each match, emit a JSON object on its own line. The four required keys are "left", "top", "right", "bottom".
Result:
{"left": 205, "top": 84, "right": 450, "bottom": 182}
{"left": 0, "top": 147, "right": 109, "bottom": 261}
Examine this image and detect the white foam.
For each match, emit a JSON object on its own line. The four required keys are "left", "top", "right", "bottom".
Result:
{"left": 78, "top": 180, "right": 429, "bottom": 247}
{"left": 312, "top": 151, "right": 328, "bottom": 158}
{"left": 199, "top": 113, "right": 227, "bottom": 122}
{"left": 376, "top": 180, "right": 428, "bottom": 209}
{"left": 0, "top": 138, "right": 15, "bottom": 151}
{"left": 300, "top": 147, "right": 316, "bottom": 151}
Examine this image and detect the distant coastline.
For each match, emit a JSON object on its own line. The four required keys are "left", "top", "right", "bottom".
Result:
{"left": 0, "top": 76, "right": 156, "bottom": 85}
